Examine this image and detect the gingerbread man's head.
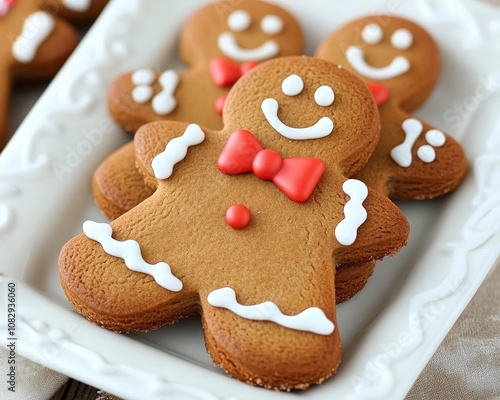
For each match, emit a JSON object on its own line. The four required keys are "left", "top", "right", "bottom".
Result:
{"left": 108, "top": 0, "right": 304, "bottom": 132}
{"left": 60, "top": 56, "right": 409, "bottom": 390}
{"left": 98, "top": 1, "right": 304, "bottom": 219}
{"left": 316, "top": 15, "right": 467, "bottom": 198}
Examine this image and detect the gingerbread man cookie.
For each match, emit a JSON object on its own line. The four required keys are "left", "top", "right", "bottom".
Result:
{"left": 316, "top": 15, "right": 467, "bottom": 199}
{"left": 42, "top": 0, "right": 108, "bottom": 24}
{"left": 0, "top": 0, "right": 108, "bottom": 148}
{"left": 59, "top": 56, "right": 409, "bottom": 390}
{"left": 96, "top": 0, "right": 304, "bottom": 219}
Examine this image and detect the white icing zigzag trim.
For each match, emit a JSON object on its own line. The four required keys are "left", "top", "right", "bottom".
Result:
{"left": 207, "top": 287, "right": 335, "bottom": 335}
{"left": 83, "top": 221, "right": 182, "bottom": 292}
{"left": 152, "top": 124, "right": 205, "bottom": 179}
{"left": 335, "top": 179, "right": 368, "bottom": 246}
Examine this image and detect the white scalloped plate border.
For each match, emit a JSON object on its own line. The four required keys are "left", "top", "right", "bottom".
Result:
{"left": 1, "top": 1, "right": 500, "bottom": 399}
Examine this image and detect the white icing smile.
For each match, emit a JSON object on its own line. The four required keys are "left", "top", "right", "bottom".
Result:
{"left": 218, "top": 32, "right": 279, "bottom": 62}
{"left": 261, "top": 74, "right": 335, "bottom": 140}
{"left": 346, "top": 45, "right": 410, "bottom": 80}
{"left": 218, "top": 9, "right": 283, "bottom": 62}
{"left": 345, "top": 23, "right": 414, "bottom": 80}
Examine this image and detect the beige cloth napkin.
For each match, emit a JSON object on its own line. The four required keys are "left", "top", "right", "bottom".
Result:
{"left": 406, "top": 262, "right": 500, "bottom": 399}
{"left": 0, "top": 347, "right": 67, "bottom": 399}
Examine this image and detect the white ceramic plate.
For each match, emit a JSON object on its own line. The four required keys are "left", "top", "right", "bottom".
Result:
{"left": 1, "top": 1, "right": 500, "bottom": 399}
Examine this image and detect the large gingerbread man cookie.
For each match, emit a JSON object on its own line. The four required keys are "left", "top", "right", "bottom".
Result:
{"left": 316, "top": 15, "right": 467, "bottom": 198}
{"left": 59, "top": 56, "right": 409, "bottom": 390}
{"left": 0, "top": 0, "right": 108, "bottom": 148}
{"left": 95, "top": 0, "right": 304, "bottom": 219}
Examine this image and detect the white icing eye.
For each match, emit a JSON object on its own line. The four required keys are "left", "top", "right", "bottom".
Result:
{"left": 131, "top": 69, "right": 155, "bottom": 85}
{"left": 362, "top": 23, "right": 383, "bottom": 44}
{"left": 132, "top": 85, "right": 154, "bottom": 103}
{"left": 227, "top": 10, "right": 252, "bottom": 32}
{"left": 391, "top": 28, "right": 413, "bottom": 50}
{"left": 282, "top": 74, "right": 304, "bottom": 96}
{"left": 261, "top": 14, "right": 284, "bottom": 35}
{"left": 314, "top": 85, "right": 335, "bottom": 107}
{"left": 425, "top": 129, "right": 446, "bottom": 147}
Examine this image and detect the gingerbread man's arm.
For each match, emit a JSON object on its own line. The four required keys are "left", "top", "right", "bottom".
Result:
{"left": 1, "top": 11, "right": 78, "bottom": 148}
{"left": 11, "top": 14, "right": 78, "bottom": 81}
{"left": 40, "top": 0, "right": 108, "bottom": 24}
{"left": 134, "top": 120, "right": 207, "bottom": 191}
{"left": 331, "top": 179, "right": 409, "bottom": 266}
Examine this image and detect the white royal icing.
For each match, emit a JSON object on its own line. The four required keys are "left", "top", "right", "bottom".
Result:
{"left": 416, "top": 145, "right": 436, "bottom": 163}
{"left": 12, "top": 11, "right": 55, "bottom": 64}
{"left": 62, "top": 0, "right": 92, "bottom": 12}
{"left": 152, "top": 124, "right": 205, "bottom": 179}
{"left": 261, "top": 98, "right": 334, "bottom": 140}
{"left": 335, "top": 179, "right": 368, "bottom": 246}
{"left": 425, "top": 129, "right": 446, "bottom": 147}
{"left": 131, "top": 68, "right": 155, "bottom": 85}
{"left": 132, "top": 85, "right": 153, "bottom": 104}
{"left": 83, "top": 221, "right": 183, "bottom": 292}
{"left": 345, "top": 45, "right": 410, "bottom": 80}
{"left": 207, "top": 287, "right": 335, "bottom": 335}
{"left": 391, "top": 28, "right": 413, "bottom": 50}
{"left": 227, "top": 9, "right": 251, "bottom": 32}
{"left": 218, "top": 32, "right": 279, "bottom": 62}
{"left": 151, "top": 70, "right": 179, "bottom": 115}
{"left": 362, "top": 23, "right": 383, "bottom": 44}
{"left": 314, "top": 85, "right": 335, "bottom": 107}
{"left": 261, "top": 14, "right": 284, "bottom": 35}
{"left": 131, "top": 69, "right": 179, "bottom": 115}
{"left": 417, "top": 129, "right": 446, "bottom": 163}
{"left": 281, "top": 74, "right": 303, "bottom": 96}
{"left": 391, "top": 118, "right": 423, "bottom": 167}
{"left": 391, "top": 119, "right": 446, "bottom": 167}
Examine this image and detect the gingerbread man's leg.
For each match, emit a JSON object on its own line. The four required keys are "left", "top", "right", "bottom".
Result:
{"left": 199, "top": 271, "right": 341, "bottom": 390}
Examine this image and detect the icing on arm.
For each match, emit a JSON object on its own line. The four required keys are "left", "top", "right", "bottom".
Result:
{"left": 12, "top": 12, "right": 55, "bottom": 64}
{"left": 391, "top": 118, "right": 423, "bottom": 167}
{"left": 335, "top": 179, "right": 368, "bottom": 246}
{"left": 151, "top": 124, "right": 205, "bottom": 179}
{"left": 152, "top": 70, "right": 179, "bottom": 115}
{"left": 62, "top": 0, "right": 92, "bottom": 12}
{"left": 207, "top": 287, "right": 335, "bottom": 335}
{"left": 83, "top": 221, "right": 183, "bottom": 292}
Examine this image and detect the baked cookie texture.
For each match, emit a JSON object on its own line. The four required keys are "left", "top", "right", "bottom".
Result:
{"left": 59, "top": 56, "right": 409, "bottom": 390}
{"left": 41, "top": 0, "right": 108, "bottom": 24}
{"left": 0, "top": 0, "right": 108, "bottom": 148}
{"left": 96, "top": 0, "right": 304, "bottom": 219}
{"left": 316, "top": 15, "right": 467, "bottom": 199}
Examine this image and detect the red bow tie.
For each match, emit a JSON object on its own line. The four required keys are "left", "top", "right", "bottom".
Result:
{"left": 367, "top": 82, "right": 389, "bottom": 106}
{"left": 218, "top": 130, "right": 325, "bottom": 203}
{"left": 209, "top": 57, "right": 259, "bottom": 88}
{"left": 0, "top": 0, "right": 16, "bottom": 16}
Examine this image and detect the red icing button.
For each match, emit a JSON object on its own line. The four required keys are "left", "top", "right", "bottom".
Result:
{"left": 367, "top": 82, "right": 389, "bottom": 106}
{"left": 226, "top": 204, "right": 251, "bottom": 229}
{"left": 209, "top": 57, "right": 243, "bottom": 88}
{"left": 215, "top": 94, "right": 226, "bottom": 115}
{"left": 252, "top": 149, "right": 282, "bottom": 180}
